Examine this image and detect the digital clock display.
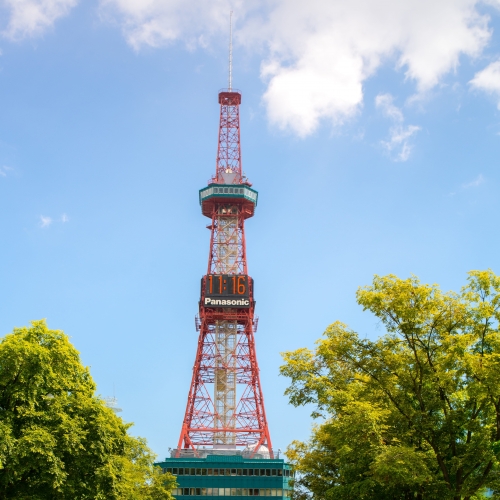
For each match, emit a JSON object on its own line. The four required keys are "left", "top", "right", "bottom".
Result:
{"left": 202, "top": 274, "right": 252, "bottom": 308}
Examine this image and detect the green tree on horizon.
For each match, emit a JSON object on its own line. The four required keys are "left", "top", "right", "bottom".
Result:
{"left": 0, "top": 319, "right": 175, "bottom": 499}
{"left": 281, "top": 270, "right": 500, "bottom": 500}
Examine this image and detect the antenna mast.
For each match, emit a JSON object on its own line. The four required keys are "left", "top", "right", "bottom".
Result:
{"left": 228, "top": 11, "right": 233, "bottom": 91}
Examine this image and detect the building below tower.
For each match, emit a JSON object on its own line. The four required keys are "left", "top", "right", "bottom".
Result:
{"left": 156, "top": 450, "right": 293, "bottom": 499}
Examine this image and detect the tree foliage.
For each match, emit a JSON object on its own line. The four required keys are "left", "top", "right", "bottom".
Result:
{"left": 0, "top": 320, "right": 176, "bottom": 499}
{"left": 281, "top": 271, "right": 500, "bottom": 500}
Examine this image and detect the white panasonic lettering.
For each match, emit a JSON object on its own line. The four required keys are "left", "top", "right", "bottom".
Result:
{"left": 203, "top": 297, "right": 251, "bottom": 307}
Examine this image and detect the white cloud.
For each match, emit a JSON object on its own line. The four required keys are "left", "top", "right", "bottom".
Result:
{"left": 61, "top": 213, "right": 69, "bottom": 222}
{"left": 257, "top": 0, "right": 492, "bottom": 136}
{"left": 463, "top": 173, "right": 484, "bottom": 188}
{"left": 375, "top": 93, "right": 421, "bottom": 161}
{"left": 39, "top": 215, "right": 52, "bottom": 228}
{"left": 0, "top": 165, "right": 12, "bottom": 176}
{"left": 100, "top": 0, "right": 497, "bottom": 137}
{"left": 99, "top": 0, "right": 250, "bottom": 51}
{"left": 469, "top": 60, "right": 500, "bottom": 109}
{"left": 1, "top": 0, "right": 78, "bottom": 41}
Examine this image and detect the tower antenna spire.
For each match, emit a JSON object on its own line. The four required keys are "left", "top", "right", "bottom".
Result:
{"left": 228, "top": 10, "right": 233, "bottom": 91}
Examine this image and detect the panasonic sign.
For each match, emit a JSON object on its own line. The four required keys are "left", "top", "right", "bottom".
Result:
{"left": 204, "top": 297, "right": 250, "bottom": 308}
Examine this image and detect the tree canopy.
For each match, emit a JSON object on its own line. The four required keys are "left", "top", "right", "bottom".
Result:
{"left": 281, "top": 271, "right": 500, "bottom": 500}
{"left": 0, "top": 319, "right": 175, "bottom": 500}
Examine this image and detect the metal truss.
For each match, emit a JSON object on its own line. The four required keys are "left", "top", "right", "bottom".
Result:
{"left": 177, "top": 311, "right": 271, "bottom": 449}
{"left": 209, "top": 205, "right": 246, "bottom": 275}
{"left": 215, "top": 92, "right": 242, "bottom": 183}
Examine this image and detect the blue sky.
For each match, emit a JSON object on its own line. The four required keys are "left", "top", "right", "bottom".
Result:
{"left": 1, "top": 0, "right": 500, "bottom": 457}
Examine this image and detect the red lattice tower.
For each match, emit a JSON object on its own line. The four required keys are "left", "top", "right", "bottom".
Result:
{"left": 176, "top": 88, "right": 272, "bottom": 455}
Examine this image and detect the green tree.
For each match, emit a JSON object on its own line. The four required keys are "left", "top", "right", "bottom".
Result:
{"left": 281, "top": 271, "right": 500, "bottom": 500}
{"left": 0, "top": 320, "right": 176, "bottom": 499}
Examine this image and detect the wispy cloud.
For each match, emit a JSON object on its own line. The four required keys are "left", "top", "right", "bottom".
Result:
{"left": 39, "top": 215, "right": 52, "bottom": 228}
{"left": 449, "top": 174, "right": 485, "bottom": 196}
{"left": 0, "top": 165, "right": 13, "bottom": 177}
{"left": 61, "top": 213, "right": 69, "bottom": 223}
{"left": 462, "top": 174, "right": 484, "bottom": 188}
{"left": 1, "top": 0, "right": 78, "bottom": 41}
{"left": 375, "top": 93, "right": 421, "bottom": 161}
{"left": 469, "top": 60, "right": 500, "bottom": 109}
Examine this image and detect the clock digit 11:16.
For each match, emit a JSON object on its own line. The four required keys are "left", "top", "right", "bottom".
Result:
{"left": 205, "top": 274, "right": 249, "bottom": 297}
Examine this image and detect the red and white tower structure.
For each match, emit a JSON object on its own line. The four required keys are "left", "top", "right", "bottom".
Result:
{"left": 176, "top": 37, "right": 272, "bottom": 456}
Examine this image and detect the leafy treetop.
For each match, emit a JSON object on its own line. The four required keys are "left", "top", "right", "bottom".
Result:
{"left": 0, "top": 319, "right": 175, "bottom": 500}
{"left": 281, "top": 271, "right": 500, "bottom": 500}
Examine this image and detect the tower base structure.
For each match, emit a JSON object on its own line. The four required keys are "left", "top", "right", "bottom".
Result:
{"left": 156, "top": 450, "right": 293, "bottom": 500}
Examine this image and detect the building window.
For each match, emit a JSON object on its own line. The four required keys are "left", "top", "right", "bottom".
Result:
{"left": 171, "top": 481, "right": 289, "bottom": 496}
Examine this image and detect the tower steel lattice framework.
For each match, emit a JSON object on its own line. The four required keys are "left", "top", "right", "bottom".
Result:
{"left": 176, "top": 88, "right": 272, "bottom": 455}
